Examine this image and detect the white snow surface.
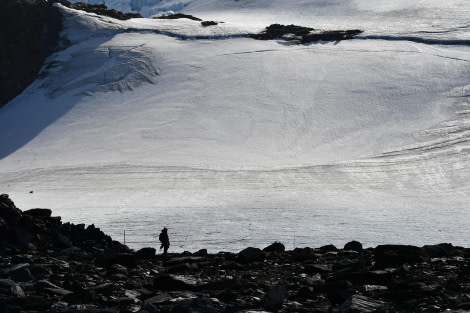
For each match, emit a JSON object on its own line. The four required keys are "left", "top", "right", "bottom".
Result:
{"left": 1, "top": 1, "right": 470, "bottom": 252}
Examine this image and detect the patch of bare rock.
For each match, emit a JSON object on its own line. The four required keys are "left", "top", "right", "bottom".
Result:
{"left": 252, "top": 24, "right": 363, "bottom": 44}
{"left": 154, "top": 13, "right": 219, "bottom": 27}
{"left": 2, "top": 193, "right": 470, "bottom": 313}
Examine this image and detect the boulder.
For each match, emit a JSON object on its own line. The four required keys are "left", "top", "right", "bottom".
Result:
{"left": 423, "top": 243, "right": 456, "bottom": 258}
{"left": 263, "top": 242, "right": 286, "bottom": 253}
{"left": 136, "top": 247, "right": 156, "bottom": 260}
{"left": 0, "top": 279, "right": 25, "bottom": 297}
{"left": 319, "top": 244, "right": 339, "bottom": 253}
{"left": 194, "top": 249, "right": 208, "bottom": 256}
{"left": 23, "top": 208, "right": 52, "bottom": 218}
{"left": 344, "top": 241, "right": 363, "bottom": 252}
{"left": 2, "top": 263, "right": 34, "bottom": 282}
{"left": 292, "top": 247, "right": 317, "bottom": 261}
{"left": 0, "top": 194, "right": 22, "bottom": 220}
{"left": 374, "top": 245, "right": 429, "bottom": 268}
{"left": 238, "top": 247, "right": 265, "bottom": 264}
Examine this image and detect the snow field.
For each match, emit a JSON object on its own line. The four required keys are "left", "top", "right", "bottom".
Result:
{"left": 1, "top": 2, "right": 470, "bottom": 252}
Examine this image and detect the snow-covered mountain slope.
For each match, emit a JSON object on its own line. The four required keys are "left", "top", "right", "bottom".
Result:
{"left": 1, "top": 2, "right": 470, "bottom": 252}
{"left": 74, "top": 0, "right": 470, "bottom": 42}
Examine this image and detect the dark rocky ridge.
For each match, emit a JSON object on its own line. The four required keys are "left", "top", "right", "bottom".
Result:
{"left": 0, "top": 0, "right": 141, "bottom": 108}
{"left": 251, "top": 24, "right": 363, "bottom": 44}
{"left": 2, "top": 193, "right": 470, "bottom": 313}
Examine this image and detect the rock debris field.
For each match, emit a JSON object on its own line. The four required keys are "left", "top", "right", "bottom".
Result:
{"left": 2, "top": 194, "right": 470, "bottom": 313}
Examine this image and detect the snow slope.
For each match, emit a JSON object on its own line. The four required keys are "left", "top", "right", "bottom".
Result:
{"left": 1, "top": 1, "right": 470, "bottom": 252}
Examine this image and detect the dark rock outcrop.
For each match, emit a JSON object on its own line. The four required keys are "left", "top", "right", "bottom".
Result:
{"left": 0, "top": 0, "right": 141, "bottom": 108}
{"left": 251, "top": 23, "right": 363, "bottom": 44}
{"left": 374, "top": 244, "right": 430, "bottom": 268}
{"left": 201, "top": 20, "right": 218, "bottom": 27}
{"left": 154, "top": 13, "right": 202, "bottom": 21}
{"left": 57, "top": 0, "right": 142, "bottom": 20}
{"left": 0, "top": 0, "right": 52, "bottom": 107}
{"left": 2, "top": 194, "right": 470, "bottom": 313}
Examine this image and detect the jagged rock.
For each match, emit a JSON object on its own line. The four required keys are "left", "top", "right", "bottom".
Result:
{"left": 0, "top": 194, "right": 22, "bottom": 220}
{"left": 238, "top": 247, "right": 265, "bottom": 264}
{"left": 0, "top": 278, "right": 25, "bottom": 297}
{"left": 263, "top": 242, "right": 285, "bottom": 253}
{"left": 143, "top": 292, "right": 173, "bottom": 305}
{"left": 339, "top": 294, "right": 387, "bottom": 313}
{"left": 35, "top": 280, "right": 62, "bottom": 293}
{"left": 194, "top": 249, "right": 208, "bottom": 256}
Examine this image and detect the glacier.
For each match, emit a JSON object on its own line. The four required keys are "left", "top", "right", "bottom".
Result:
{"left": 1, "top": 0, "right": 470, "bottom": 253}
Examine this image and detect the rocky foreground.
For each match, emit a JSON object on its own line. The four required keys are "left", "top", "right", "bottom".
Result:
{"left": 1, "top": 194, "right": 470, "bottom": 313}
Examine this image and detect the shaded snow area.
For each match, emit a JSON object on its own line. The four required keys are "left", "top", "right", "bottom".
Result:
{"left": 1, "top": 1, "right": 470, "bottom": 253}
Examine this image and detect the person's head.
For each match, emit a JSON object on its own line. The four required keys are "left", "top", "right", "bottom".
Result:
{"left": 162, "top": 227, "right": 167, "bottom": 233}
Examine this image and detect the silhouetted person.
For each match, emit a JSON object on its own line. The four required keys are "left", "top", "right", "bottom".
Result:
{"left": 159, "top": 227, "right": 170, "bottom": 255}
